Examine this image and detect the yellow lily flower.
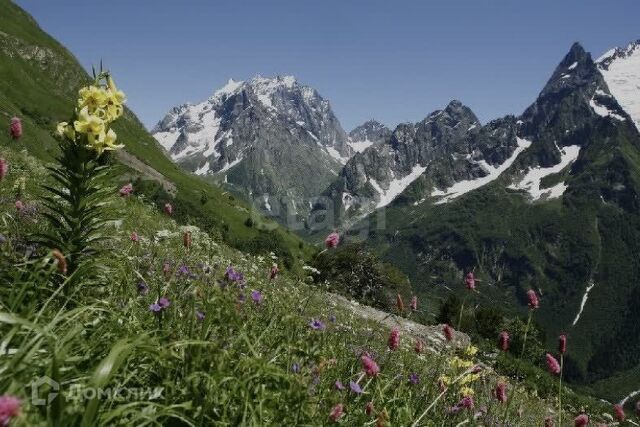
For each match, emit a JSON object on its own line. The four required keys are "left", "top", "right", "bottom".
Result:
{"left": 104, "top": 92, "right": 124, "bottom": 122}
{"left": 74, "top": 107, "right": 105, "bottom": 136}
{"left": 101, "top": 128, "right": 123, "bottom": 151}
{"left": 56, "top": 121, "right": 76, "bottom": 140}
{"left": 77, "top": 85, "right": 108, "bottom": 111}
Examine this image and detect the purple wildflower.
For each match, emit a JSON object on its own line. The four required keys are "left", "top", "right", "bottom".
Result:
{"left": 225, "top": 265, "right": 244, "bottom": 283}
{"left": 408, "top": 373, "right": 419, "bottom": 385}
{"left": 334, "top": 380, "right": 345, "bottom": 391}
{"left": 158, "top": 297, "right": 170, "bottom": 309}
{"left": 251, "top": 290, "right": 263, "bottom": 305}
{"left": 329, "top": 314, "right": 337, "bottom": 322}
{"left": 309, "top": 318, "right": 326, "bottom": 330}
{"left": 196, "top": 311, "right": 205, "bottom": 321}
{"left": 291, "top": 363, "right": 300, "bottom": 374}
{"left": 149, "top": 303, "right": 161, "bottom": 312}
{"left": 349, "top": 381, "right": 363, "bottom": 394}
{"left": 176, "top": 264, "right": 191, "bottom": 277}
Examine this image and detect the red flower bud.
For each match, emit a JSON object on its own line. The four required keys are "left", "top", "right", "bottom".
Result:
{"left": 545, "top": 353, "right": 561, "bottom": 375}
{"left": 9, "top": 117, "right": 22, "bottom": 139}
{"left": 498, "top": 330, "right": 510, "bottom": 351}
{"left": 0, "top": 158, "right": 8, "bottom": 181}
{"left": 494, "top": 382, "right": 507, "bottom": 403}
{"left": 527, "top": 289, "right": 539, "bottom": 309}
{"left": 574, "top": 414, "right": 588, "bottom": 427}
{"left": 443, "top": 324, "right": 454, "bottom": 342}
{"left": 388, "top": 328, "right": 400, "bottom": 351}
{"left": 558, "top": 334, "right": 567, "bottom": 354}
{"left": 465, "top": 271, "right": 475, "bottom": 290}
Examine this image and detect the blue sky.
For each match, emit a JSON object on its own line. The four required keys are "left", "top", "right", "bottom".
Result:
{"left": 16, "top": 0, "right": 639, "bottom": 131}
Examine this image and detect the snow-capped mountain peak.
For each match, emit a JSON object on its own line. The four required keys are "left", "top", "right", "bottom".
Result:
{"left": 597, "top": 40, "right": 640, "bottom": 131}
{"left": 152, "top": 75, "right": 352, "bottom": 221}
{"left": 211, "top": 78, "right": 244, "bottom": 99}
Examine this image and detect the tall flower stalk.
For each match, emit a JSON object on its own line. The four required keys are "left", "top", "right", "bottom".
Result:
{"left": 502, "top": 289, "right": 538, "bottom": 423}
{"left": 39, "top": 68, "right": 125, "bottom": 281}
{"left": 558, "top": 334, "right": 567, "bottom": 426}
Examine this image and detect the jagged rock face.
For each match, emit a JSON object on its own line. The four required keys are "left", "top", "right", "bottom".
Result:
{"left": 347, "top": 120, "right": 391, "bottom": 153}
{"left": 518, "top": 42, "right": 630, "bottom": 168}
{"left": 314, "top": 100, "right": 523, "bottom": 227}
{"left": 314, "top": 42, "right": 640, "bottom": 231}
{"left": 152, "top": 76, "right": 350, "bottom": 222}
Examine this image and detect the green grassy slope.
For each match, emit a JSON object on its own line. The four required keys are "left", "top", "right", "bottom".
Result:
{"left": 0, "top": 135, "right": 619, "bottom": 425}
{"left": 0, "top": 0, "right": 313, "bottom": 269}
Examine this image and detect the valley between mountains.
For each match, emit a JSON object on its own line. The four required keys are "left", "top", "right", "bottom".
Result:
{"left": 153, "top": 40, "right": 640, "bottom": 401}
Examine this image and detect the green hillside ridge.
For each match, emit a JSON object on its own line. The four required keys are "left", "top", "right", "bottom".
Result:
{"left": 0, "top": 0, "right": 313, "bottom": 272}
{"left": 0, "top": 124, "right": 620, "bottom": 425}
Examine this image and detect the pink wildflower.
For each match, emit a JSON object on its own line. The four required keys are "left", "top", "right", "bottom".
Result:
{"left": 130, "top": 232, "right": 139, "bottom": 242}
{"left": 388, "top": 328, "right": 400, "bottom": 351}
{"left": 0, "top": 158, "right": 8, "bottom": 181}
{"left": 119, "top": 183, "right": 133, "bottom": 197}
{"left": 329, "top": 403, "right": 344, "bottom": 422}
{"left": 443, "top": 324, "right": 454, "bottom": 342}
{"left": 9, "top": 117, "right": 22, "bottom": 139}
{"left": 414, "top": 339, "right": 424, "bottom": 354}
{"left": 545, "top": 353, "right": 561, "bottom": 375}
{"left": 465, "top": 271, "right": 475, "bottom": 290}
{"left": 269, "top": 263, "right": 279, "bottom": 280}
{"left": 14, "top": 200, "right": 23, "bottom": 211}
{"left": 449, "top": 396, "right": 475, "bottom": 414}
{"left": 361, "top": 354, "right": 380, "bottom": 377}
{"left": 410, "top": 295, "right": 417, "bottom": 312}
{"left": 494, "top": 382, "right": 507, "bottom": 403}
{"left": 0, "top": 394, "right": 21, "bottom": 426}
{"left": 527, "top": 289, "right": 539, "bottom": 309}
{"left": 498, "top": 330, "right": 510, "bottom": 351}
{"left": 574, "top": 414, "right": 589, "bottom": 427}
{"left": 559, "top": 334, "right": 567, "bottom": 354}
{"left": 324, "top": 232, "right": 340, "bottom": 249}
{"left": 614, "top": 404, "right": 625, "bottom": 422}
{"left": 164, "top": 203, "right": 173, "bottom": 216}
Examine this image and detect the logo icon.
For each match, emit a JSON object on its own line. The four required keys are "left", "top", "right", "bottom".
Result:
{"left": 29, "top": 376, "right": 59, "bottom": 406}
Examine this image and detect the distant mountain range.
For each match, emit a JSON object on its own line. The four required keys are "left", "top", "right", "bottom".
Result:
{"left": 153, "top": 40, "right": 640, "bottom": 401}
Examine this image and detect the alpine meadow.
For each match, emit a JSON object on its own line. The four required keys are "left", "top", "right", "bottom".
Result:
{"left": 1, "top": 0, "right": 640, "bottom": 425}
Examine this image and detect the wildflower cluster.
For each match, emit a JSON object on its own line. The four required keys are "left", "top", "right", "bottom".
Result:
{"left": 56, "top": 72, "right": 125, "bottom": 155}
